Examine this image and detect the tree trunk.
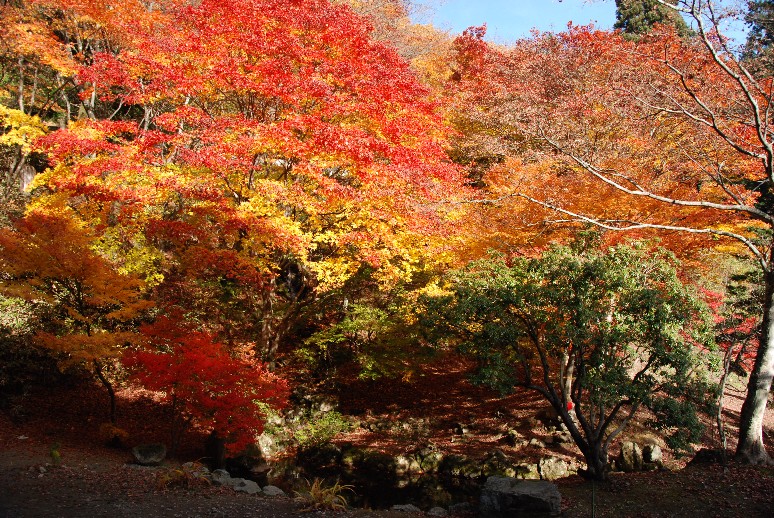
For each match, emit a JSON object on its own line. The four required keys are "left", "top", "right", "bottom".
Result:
{"left": 736, "top": 267, "right": 774, "bottom": 464}
{"left": 580, "top": 439, "right": 609, "bottom": 481}
{"left": 93, "top": 360, "right": 116, "bottom": 424}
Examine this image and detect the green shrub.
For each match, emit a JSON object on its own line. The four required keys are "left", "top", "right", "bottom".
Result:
{"left": 295, "top": 411, "right": 352, "bottom": 449}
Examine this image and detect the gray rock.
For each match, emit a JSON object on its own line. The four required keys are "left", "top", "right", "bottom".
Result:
{"left": 428, "top": 507, "right": 448, "bottom": 517}
{"left": 538, "top": 457, "right": 569, "bottom": 481}
{"left": 643, "top": 444, "right": 662, "bottom": 465}
{"left": 131, "top": 443, "right": 167, "bottom": 466}
{"left": 211, "top": 469, "right": 232, "bottom": 486}
{"left": 391, "top": 504, "right": 422, "bottom": 513}
{"left": 528, "top": 438, "right": 546, "bottom": 448}
{"left": 233, "top": 478, "right": 261, "bottom": 495}
{"left": 619, "top": 441, "right": 643, "bottom": 472}
{"left": 261, "top": 485, "right": 286, "bottom": 497}
{"left": 480, "top": 477, "right": 561, "bottom": 517}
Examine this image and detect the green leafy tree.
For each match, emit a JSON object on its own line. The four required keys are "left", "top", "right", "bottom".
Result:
{"left": 429, "top": 242, "right": 716, "bottom": 480}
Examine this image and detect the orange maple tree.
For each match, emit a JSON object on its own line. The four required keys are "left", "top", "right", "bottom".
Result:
{"left": 25, "top": 0, "right": 465, "bottom": 362}
{"left": 0, "top": 210, "right": 152, "bottom": 422}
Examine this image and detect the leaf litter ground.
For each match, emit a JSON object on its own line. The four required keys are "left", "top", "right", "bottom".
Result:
{"left": 1, "top": 354, "right": 772, "bottom": 517}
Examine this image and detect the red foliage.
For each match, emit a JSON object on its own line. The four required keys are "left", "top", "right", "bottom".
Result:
{"left": 123, "top": 314, "right": 289, "bottom": 453}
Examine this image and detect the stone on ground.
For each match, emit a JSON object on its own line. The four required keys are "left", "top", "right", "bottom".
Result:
{"left": 480, "top": 477, "right": 561, "bottom": 517}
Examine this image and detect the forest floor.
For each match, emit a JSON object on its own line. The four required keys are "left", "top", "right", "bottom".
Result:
{"left": 1, "top": 354, "right": 773, "bottom": 517}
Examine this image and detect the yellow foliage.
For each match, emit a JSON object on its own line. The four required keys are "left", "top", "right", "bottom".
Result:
{"left": 0, "top": 106, "right": 47, "bottom": 154}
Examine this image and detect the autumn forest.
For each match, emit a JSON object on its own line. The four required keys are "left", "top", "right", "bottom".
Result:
{"left": 1, "top": 0, "right": 774, "bottom": 514}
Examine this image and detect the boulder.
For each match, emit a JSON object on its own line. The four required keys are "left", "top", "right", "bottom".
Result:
{"left": 480, "top": 477, "right": 561, "bottom": 517}
{"left": 643, "top": 444, "right": 663, "bottom": 465}
{"left": 131, "top": 443, "right": 167, "bottom": 466}
{"left": 211, "top": 469, "right": 232, "bottom": 486}
{"left": 391, "top": 504, "right": 422, "bottom": 513}
{"left": 233, "top": 478, "right": 261, "bottom": 495}
{"left": 428, "top": 507, "right": 449, "bottom": 517}
{"left": 262, "top": 485, "right": 286, "bottom": 497}
{"left": 619, "top": 441, "right": 643, "bottom": 472}
{"left": 538, "top": 457, "right": 569, "bottom": 481}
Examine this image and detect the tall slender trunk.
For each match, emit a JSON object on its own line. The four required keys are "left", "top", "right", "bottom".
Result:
{"left": 736, "top": 266, "right": 774, "bottom": 464}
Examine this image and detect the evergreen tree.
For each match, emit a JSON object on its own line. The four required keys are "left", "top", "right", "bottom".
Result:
{"left": 614, "top": 0, "right": 690, "bottom": 37}
{"left": 744, "top": 0, "right": 774, "bottom": 73}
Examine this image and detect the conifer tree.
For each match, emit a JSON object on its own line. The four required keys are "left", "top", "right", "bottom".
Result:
{"left": 614, "top": 0, "right": 690, "bottom": 37}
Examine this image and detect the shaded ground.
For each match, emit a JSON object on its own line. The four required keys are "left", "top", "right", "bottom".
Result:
{"left": 1, "top": 354, "right": 773, "bottom": 517}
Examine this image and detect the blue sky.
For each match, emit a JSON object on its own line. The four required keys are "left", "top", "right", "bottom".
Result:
{"left": 411, "top": 0, "right": 748, "bottom": 45}
{"left": 411, "top": 0, "right": 617, "bottom": 44}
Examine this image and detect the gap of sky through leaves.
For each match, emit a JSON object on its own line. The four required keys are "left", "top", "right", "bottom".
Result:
{"left": 412, "top": 0, "right": 747, "bottom": 45}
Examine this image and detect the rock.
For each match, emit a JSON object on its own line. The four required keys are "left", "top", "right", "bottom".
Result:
{"left": 480, "top": 477, "right": 561, "bottom": 517}
{"left": 553, "top": 432, "right": 573, "bottom": 444}
{"left": 619, "top": 441, "right": 643, "bottom": 472}
{"left": 538, "top": 457, "right": 569, "bottom": 481}
{"left": 211, "top": 469, "right": 232, "bottom": 486}
{"left": 418, "top": 448, "right": 444, "bottom": 473}
{"left": 233, "top": 478, "right": 261, "bottom": 495}
{"left": 504, "top": 429, "right": 524, "bottom": 446}
{"left": 643, "top": 444, "right": 662, "bottom": 465}
{"left": 261, "top": 485, "right": 286, "bottom": 497}
{"left": 257, "top": 432, "right": 283, "bottom": 458}
{"left": 481, "top": 450, "right": 517, "bottom": 478}
{"left": 428, "top": 507, "right": 449, "bottom": 517}
{"left": 391, "top": 504, "right": 422, "bottom": 513}
{"left": 514, "top": 463, "right": 541, "bottom": 480}
{"left": 453, "top": 423, "right": 470, "bottom": 435}
{"left": 394, "top": 454, "right": 420, "bottom": 476}
{"left": 528, "top": 438, "right": 546, "bottom": 448}
{"left": 131, "top": 443, "right": 167, "bottom": 466}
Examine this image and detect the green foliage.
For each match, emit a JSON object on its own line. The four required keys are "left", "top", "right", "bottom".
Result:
{"left": 294, "top": 411, "right": 353, "bottom": 450}
{"left": 294, "top": 477, "right": 354, "bottom": 512}
{"left": 614, "top": 0, "right": 691, "bottom": 38}
{"left": 300, "top": 278, "right": 437, "bottom": 381}
{"left": 427, "top": 240, "right": 717, "bottom": 476}
{"left": 744, "top": 0, "right": 774, "bottom": 70}
{"left": 0, "top": 295, "right": 58, "bottom": 397}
